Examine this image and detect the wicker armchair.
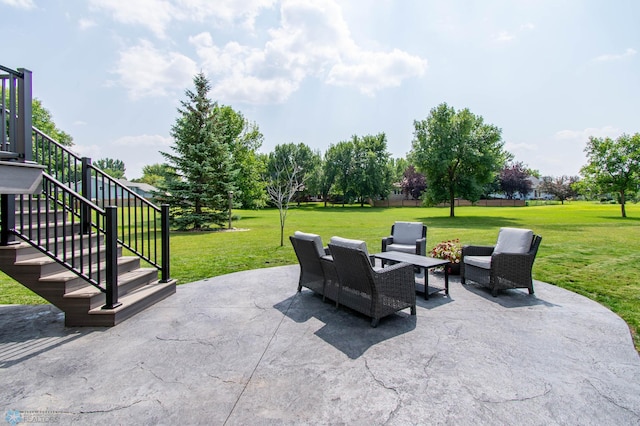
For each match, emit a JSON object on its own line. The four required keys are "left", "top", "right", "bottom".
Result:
{"left": 381, "top": 221, "right": 427, "bottom": 256}
{"left": 289, "top": 232, "right": 339, "bottom": 303}
{"left": 461, "top": 228, "right": 542, "bottom": 297}
{"left": 328, "top": 242, "right": 416, "bottom": 327}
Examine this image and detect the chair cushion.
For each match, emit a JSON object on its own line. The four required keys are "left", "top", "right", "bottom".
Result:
{"left": 494, "top": 228, "right": 533, "bottom": 254}
{"left": 294, "top": 231, "right": 324, "bottom": 257}
{"left": 392, "top": 222, "right": 424, "bottom": 245}
{"left": 463, "top": 255, "right": 492, "bottom": 269}
{"left": 386, "top": 243, "right": 416, "bottom": 254}
{"left": 330, "top": 236, "right": 372, "bottom": 265}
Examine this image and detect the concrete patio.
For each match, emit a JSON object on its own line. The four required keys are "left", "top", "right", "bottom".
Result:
{"left": 1, "top": 265, "right": 639, "bottom": 425}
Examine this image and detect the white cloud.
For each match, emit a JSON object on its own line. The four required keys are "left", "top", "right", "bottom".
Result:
{"left": 89, "top": 0, "right": 175, "bottom": 38}
{"left": 554, "top": 126, "right": 621, "bottom": 141}
{"left": 112, "top": 40, "right": 198, "bottom": 99}
{"left": 593, "top": 48, "right": 637, "bottom": 62}
{"left": 113, "top": 134, "right": 172, "bottom": 147}
{"left": 505, "top": 142, "right": 538, "bottom": 152}
{"left": 0, "top": 0, "right": 35, "bottom": 9}
{"left": 73, "top": 143, "right": 103, "bottom": 160}
{"left": 327, "top": 49, "right": 428, "bottom": 96}
{"left": 189, "top": 0, "right": 427, "bottom": 103}
{"left": 78, "top": 18, "right": 97, "bottom": 30}
{"left": 494, "top": 31, "right": 515, "bottom": 42}
{"left": 493, "top": 23, "right": 534, "bottom": 43}
{"left": 177, "top": 0, "right": 277, "bottom": 30}
{"left": 90, "top": 0, "right": 276, "bottom": 37}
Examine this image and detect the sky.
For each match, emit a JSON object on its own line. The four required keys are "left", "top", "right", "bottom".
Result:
{"left": 2, "top": 0, "right": 638, "bottom": 180}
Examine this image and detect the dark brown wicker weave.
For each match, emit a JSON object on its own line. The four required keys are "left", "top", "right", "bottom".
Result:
{"left": 461, "top": 234, "right": 542, "bottom": 297}
{"left": 289, "top": 236, "right": 340, "bottom": 303}
{"left": 328, "top": 244, "right": 416, "bottom": 327}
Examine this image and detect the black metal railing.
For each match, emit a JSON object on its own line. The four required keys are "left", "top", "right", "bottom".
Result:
{"left": 31, "top": 124, "right": 171, "bottom": 284}
{"left": 1, "top": 65, "right": 32, "bottom": 161}
{"left": 1, "top": 64, "right": 171, "bottom": 309}
{"left": 13, "top": 173, "right": 122, "bottom": 306}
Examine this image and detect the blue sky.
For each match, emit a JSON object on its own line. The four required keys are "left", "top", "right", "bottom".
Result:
{"left": 2, "top": 0, "right": 638, "bottom": 179}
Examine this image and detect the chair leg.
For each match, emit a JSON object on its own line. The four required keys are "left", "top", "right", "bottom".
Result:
{"left": 492, "top": 288, "right": 498, "bottom": 297}
{"left": 528, "top": 286, "right": 534, "bottom": 295}
{"left": 411, "top": 305, "right": 416, "bottom": 315}
{"left": 297, "top": 284, "right": 302, "bottom": 292}
{"left": 371, "top": 318, "right": 379, "bottom": 328}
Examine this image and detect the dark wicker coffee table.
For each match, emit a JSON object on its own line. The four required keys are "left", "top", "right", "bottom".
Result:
{"left": 373, "top": 251, "right": 449, "bottom": 300}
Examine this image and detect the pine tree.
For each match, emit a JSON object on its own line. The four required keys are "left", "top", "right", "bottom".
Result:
{"left": 161, "top": 73, "right": 236, "bottom": 230}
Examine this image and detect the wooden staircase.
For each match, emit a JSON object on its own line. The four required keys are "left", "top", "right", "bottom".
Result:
{"left": 0, "top": 198, "right": 176, "bottom": 326}
{"left": 1, "top": 64, "right": 175, "bottom": 326}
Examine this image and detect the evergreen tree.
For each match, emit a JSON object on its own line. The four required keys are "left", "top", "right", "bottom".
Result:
{"left": 160, "top": 73, "right": 236, "bottom": 230}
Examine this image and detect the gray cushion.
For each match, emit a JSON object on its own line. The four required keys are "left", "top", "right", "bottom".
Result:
{"left": 463, "top": 255, "right": 492, "bottom": 269}
{"left": 294, "top": 231, "right": 324, "bottom": 257}
{"left": 386, "top": 243, "right": 416, "bottom": 254}
{"left": 330, "top": 236, "right": 372, "bottom": 265}
{"left": 494, "top": 228, "right": 534, "bottom": 254}
{"left": 393, "top": 222, "right": 424, "bottom": 245}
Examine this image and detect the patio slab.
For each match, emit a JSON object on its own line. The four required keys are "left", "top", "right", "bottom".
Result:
{"left": 1, "top": 265, "right": 639, "bottom": 425}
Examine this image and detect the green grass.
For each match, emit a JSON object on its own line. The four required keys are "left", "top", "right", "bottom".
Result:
{"left": 2, "top": 201, "right": 639, "bottom": 351}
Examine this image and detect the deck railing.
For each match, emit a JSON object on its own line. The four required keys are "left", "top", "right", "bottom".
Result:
{"left": 1, "top": 65, "right": 170, "bottom": 308}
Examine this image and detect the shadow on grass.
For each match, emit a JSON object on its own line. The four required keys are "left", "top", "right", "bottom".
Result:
{"left": 274, "top": 292, "right": 416, "bottom": 359}
{"left": 414, "top": 216, "right": 522, "bottom": 229}
{"left": 596, "top": 216, "right": 640, "bottom": 222}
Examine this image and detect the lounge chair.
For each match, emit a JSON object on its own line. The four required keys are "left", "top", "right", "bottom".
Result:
{"left": 289, "top": 232, "right": 339, "bottom": 302}
{"left": 381, "top": 221, "right": 427, "bottom": 256}
{"left": 329, "top": 237, "right": 416, "bottom": 327}
{"left": 461, "top": 227, "right": 542, "bottom": 296}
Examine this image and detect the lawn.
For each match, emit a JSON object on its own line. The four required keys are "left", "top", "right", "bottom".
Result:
{"left": 1, "top": 201, "right": 639, "bottom": 350}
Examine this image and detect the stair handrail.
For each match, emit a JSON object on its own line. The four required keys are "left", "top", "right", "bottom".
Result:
{"left": 32, "top": 126, "right": 170, "bottom": 282}
{"left": 12, "top": 172, "right": 121, "bottom": 308}
{"left": 2, "top": 64, "right": 170, "bottom": 291}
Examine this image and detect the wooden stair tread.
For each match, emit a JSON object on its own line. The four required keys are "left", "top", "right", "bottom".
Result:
{"left": 88, "top": 280, "right": 177, "bottom": 315}
{"left": 39, "top": 257, "right": 141, "bottom": 282}
{"left": 63, "top": 268, "right": 158, "bottom": 298}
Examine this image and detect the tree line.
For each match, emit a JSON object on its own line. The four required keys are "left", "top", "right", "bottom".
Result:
{"left": 17, "top": 75, "right": 640, "bottom": 227}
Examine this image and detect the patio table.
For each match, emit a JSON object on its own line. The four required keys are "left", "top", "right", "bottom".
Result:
{"left": 373, "top": 251, "right": 449, "bottom": 300}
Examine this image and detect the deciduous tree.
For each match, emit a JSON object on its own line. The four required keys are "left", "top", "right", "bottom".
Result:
{"left": 266, "top": 156, "right": 304, "bottom": 247}
{"left": 94, "top": 158, "right": 126, "bottom": 179}
{"left": 134, "top": 163, "right": 174, "bottom": 187}
{"left": 499, "top": 161, "right": 532, "bottom": 199}
{"left": 411, "top": 103, "right": 509, "bottom": 217}
{"left": 401, "top": 165, "right": 426, "bottom": 200}
{"left": 580, "top": 133, "right": 640, "bottom": 217}
{"left": 538, "top": 175, "right": 579, "bottom": 204}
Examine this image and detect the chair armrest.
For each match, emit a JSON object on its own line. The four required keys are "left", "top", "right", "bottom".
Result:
{"left": 491, "top": 252, "right": 536, "bottom": 280}
{"left": 462, "top": 245, "right": 495, "bottom": 257}
{"left": 381, "top": 236, "right": 394, "bottom": 252}
{"left": 416, "top": 237, "right": 426, "bottom": 256}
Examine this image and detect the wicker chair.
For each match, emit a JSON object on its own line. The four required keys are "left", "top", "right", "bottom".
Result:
{"left": 461, "top": 228, "right": 542, "bottom": 297}
{"left": 381, "top": 221, "right": 427, "bottom": 256}
{"left": 289, "top": 232, "right": 339, "bottom": 303}
{"left": 328, "top": 241, "right": 416, "bottom": 327}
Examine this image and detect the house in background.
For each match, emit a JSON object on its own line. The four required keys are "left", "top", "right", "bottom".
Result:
{"left": 118, "top": 179, "right": 158, "bottom": 200}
